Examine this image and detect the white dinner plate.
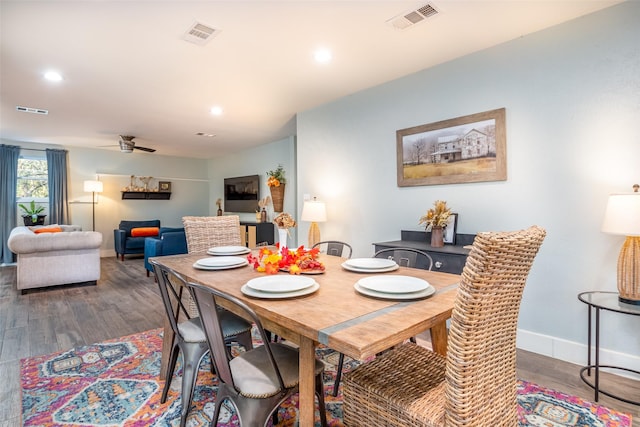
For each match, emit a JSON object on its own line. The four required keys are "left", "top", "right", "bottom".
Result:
{"left": 246, "top": 275, "right": 316, "bottom": 293}
{"left": 207, "top": 246, "right": 251, "bottom": 256}
{"left": 341, "top": 262, "right": 399, "bottom": 274}
{"left": 241, "top": 282, "right": 320, "bottom": 299}
{"left": 343, "top": 258, "right": 398, "bottom": 270}
{"left": 358, "top": 275, "right": 430, "bottom": 294}
{"left": 193, "top": 256, "right": 248, "bottom": 270}
{"left": 353, "top": 282, "right": 435, "bottom": 300}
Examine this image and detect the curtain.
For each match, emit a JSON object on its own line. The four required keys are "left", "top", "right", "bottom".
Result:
{"left": 46, "top": 149, "right": 70, "bottom": 225}
{"left": 0, "top": 144, "right": 20, "bottom": 264}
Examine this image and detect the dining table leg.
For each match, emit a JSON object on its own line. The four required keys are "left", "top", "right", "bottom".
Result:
{"left": 298, "top": 336, "right": 317, "bottom": 427}
{"left": 430, "top": 321, "right": 449, "bottom": 355}
{"left": 160, "top": 318, "right": 175, "bottom": 381}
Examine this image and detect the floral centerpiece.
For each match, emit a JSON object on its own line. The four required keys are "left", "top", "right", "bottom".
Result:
{"left": 267, "top": 164, "right": 286, "bottom": 211}
{"left": 273, "top": 212, "right": 296, "bottom": 251}
{"left": 247, "top": 245, "right": 325, "bottom": 275}
{"left": 419, "top": 200, "right": 452, "bottom": 248}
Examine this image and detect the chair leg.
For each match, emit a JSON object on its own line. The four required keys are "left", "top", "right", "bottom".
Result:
{"left": 332, "top": 353, "right": 345, "bottom": 397}
{"left": 162, "top": 344, "right": 180, "bottom": 403}
{"left": 178, "top": 342, "right": 208, "bottom": 427}
{"left": 316, "top": 372, "right": 328, "bottom": 427}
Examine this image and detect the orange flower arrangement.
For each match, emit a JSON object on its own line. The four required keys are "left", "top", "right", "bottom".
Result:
{"left": 247, "top": 245, "right": 324, "bottom": 275}
{"left": 266, "top": 164, "right": 286, "bottom": 187}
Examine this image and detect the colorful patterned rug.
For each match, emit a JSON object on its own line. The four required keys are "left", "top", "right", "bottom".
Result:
{"left": 21, "top": 329, "right": 632, "bottom": 427}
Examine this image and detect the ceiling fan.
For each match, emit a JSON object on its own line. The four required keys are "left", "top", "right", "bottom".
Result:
{"left": 118, "top": 135, "right": 156, "bottom": 153}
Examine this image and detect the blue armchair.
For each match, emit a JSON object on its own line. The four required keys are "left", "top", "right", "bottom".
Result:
{"left": 144, "top": 227, "right": 188, "bottom": 276}
{"left": 114, "top": 219, "right": 161, "bottom": 261}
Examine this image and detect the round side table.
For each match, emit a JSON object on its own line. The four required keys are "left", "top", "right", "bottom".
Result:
{"left": 578, "top": 291, "right": 640, "bottom": 406}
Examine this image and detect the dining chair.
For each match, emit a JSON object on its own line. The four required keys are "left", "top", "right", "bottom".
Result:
{"left": 374, "top": 247, "right": 434, "bottom": 270}
{"left": 181, "top": 215, "right": 244, "bottom": 316}
{"left": 187, "top": 281, "right": 328, "bottom": 427}
{"left": 151, "top": 261, "right": 254, "bottom": 427}
{"left": 311, "top": 240, "right": 353, "bottom": 397}
{"left": 343, "top": 226, "right": 546, "bottom": 427}
{"left": 312, "top": 240, "right": 353, "bottom": 258}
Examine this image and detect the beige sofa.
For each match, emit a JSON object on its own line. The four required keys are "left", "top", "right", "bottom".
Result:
{"left": 8, "top": 225, "right": 102, "bottom": 293}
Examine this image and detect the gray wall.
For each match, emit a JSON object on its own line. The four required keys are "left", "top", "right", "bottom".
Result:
{"left": 295, "top": 2, "right": 640, "bottom": 368}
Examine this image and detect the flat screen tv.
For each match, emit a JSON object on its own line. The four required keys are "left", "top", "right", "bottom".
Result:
{"left": 224, "top": 175, "right": 260, "bottom": 213}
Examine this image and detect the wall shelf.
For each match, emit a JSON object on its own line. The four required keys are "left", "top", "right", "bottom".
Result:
{"left": 121, "top": 191, "right": 171, "bottom": 200}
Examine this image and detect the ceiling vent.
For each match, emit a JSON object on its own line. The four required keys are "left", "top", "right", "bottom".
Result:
{"left": 182, "top": 21, "right": 220, "bottom": 45}
{"left": 387, "top": 3, "right": 440, "bottom": 30}
{"left": 16, "top": 106, "right": 48, "bottom": 115}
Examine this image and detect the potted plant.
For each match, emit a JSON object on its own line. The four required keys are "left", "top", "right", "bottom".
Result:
{"left": 19, "top": 200, "right": 46, "bottom": 226}
{"left": 419, "top": 200, "right": 452, "bottom": 248}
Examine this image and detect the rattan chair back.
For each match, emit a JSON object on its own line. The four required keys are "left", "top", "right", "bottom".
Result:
{"left": 343, "top": 225, "right": 546, "bottom": 427}
{"left": 182, "top": 215, "right": 242, "bottom": 254}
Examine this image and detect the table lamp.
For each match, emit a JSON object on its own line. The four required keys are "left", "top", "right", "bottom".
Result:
{"left": 84, "top": 180, "right": 103, "bottom": 231}
{"left": 601, "top": 184, "right": 640, "bottom": 304}
{"left": 301, "top": 198, "right": 327, "bottom": 248}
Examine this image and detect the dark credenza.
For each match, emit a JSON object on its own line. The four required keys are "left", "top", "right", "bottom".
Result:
{"left": 373, "top": 230, "right": 475, "bottom": 274}
{"left": 240, "top": 221, "right": 275, "bottom": 248}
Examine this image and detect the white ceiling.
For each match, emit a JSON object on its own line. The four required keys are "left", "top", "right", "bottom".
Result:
{"left": 0, "top": 0, "right": 623, "bottom": 159}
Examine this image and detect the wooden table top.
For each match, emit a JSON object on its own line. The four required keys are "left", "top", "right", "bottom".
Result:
{"left": 152, "top": 252, "right": 460, "bottom": 360}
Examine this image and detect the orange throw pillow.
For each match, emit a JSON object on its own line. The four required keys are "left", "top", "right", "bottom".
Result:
{"left": 34, "top": 227, "right": 63, "bottom": 234}
{"left": 131, "top": 227, "right": 160, "bottom": 237}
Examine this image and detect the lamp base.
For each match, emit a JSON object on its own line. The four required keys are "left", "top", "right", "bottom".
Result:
{"left": 308, "top": 222, "right": 320, "bottom": 248}
{"left": 617, "top": 236, "right": 640, "bottom": 304}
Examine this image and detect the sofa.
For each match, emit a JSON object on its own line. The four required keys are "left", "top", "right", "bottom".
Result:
{"left": 114, "top": 219, "right": 161, "bottom": 261}
{"left": 7, "top": 225, "right": 102, "bottom": 293}
{"left": 143, "top": 227, "right": 188, "bottom": 276}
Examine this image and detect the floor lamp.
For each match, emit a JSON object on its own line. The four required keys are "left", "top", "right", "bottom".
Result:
{"left": 601, "top": 184, "right": 640, "bottom": 304}
{"left": 301, "top": 198, "right": 327, "bottom": 248}
{"left": 84, "top": 180, "right": 103, "bottom": 231}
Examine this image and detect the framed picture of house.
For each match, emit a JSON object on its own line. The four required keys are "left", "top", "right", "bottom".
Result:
{"left": 396, "top": 108, "right": 506, "bottom": 187}
{"left": 158, "top": 181, "right": 171, "bottom": 192}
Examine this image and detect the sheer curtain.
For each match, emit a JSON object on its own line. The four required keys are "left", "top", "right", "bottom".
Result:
{"left": 1, "top": 144, "right": 20, "bottom": 264}
{"left": 46, "top": 149, "right": 70, "bottom": 225}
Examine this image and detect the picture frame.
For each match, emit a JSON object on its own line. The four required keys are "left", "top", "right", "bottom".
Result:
{"left": 443, "top": 213, "right": 458, "bottom": 245}
{"left": 158, "top": 181, "right": 171, "bottom": 192}
{"left": 396, "top": 108, "right": 506, "bottom": 187}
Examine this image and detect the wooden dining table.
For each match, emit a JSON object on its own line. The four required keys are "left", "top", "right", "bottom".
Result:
{"left": 152, "top": 251, "right": 460, "bottom": 427}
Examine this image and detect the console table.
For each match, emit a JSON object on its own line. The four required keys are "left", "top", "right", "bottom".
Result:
{"left": 240, "top": 221, "right": 274, "bottom": 248}
{"left": 373, "top": 230, "right": 475, "bottom": 274}
{"left": 578, "top": 291, "right": 640, "bottom": 406}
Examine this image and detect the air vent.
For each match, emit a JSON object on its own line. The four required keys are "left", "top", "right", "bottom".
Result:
{"left": 182, "top": 22, "right": 220, "bottom": 45}
{"left": 16, "top": 106, "right": 49, "bottom": 115}
{"left": 387, "top": 3, "right": 440, "bottom": 30}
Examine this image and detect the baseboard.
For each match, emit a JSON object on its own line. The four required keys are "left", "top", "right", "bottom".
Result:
{"left": 517, "top": 328, "right": 640, "bottom": 380}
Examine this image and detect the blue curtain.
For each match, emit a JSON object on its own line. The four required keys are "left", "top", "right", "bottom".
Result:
{"left": 46, "top": 149, "right": 69, "bottom": 225}
{"left": 1, "top": 144, "right": 20, "bottom": 264}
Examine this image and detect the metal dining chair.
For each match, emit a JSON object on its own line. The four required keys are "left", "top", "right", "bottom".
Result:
{"left": 343, "top": 226, "right": 547, "bottom": 427}
{"left": 374, "top": 247, "right": 434, "bottom": 270}
{"left": 152, "top": 260, "right": 254, "bottom": 427}
{"left": 312, "top": 240, "right": 353, "bottom": 258}
{"left": 187, "top": 281, "right": 328, "bottom": 427}
{"left": 310, "top": 240, "right": 354, "bottom": 397}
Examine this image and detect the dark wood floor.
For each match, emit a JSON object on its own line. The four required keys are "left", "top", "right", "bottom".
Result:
{"left": 0, "top": 257, "right": 637, "bottom": 426}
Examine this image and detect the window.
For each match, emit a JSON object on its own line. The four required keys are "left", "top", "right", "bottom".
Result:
{"left": 17, "top": 157, "right": 48, "bottom": 201}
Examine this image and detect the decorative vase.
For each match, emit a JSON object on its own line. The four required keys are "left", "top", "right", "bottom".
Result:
{"left": 278, "top": 228, "right": 288, "bottom": 253}
{"left": 255, "top": 212, "right": 261, "bottom": 221}
{"left": 260, "top": 208, "right": 267, "bottom": 223}
{"left": 217, "top": 208, "right": 222, "bottom": 216}
{"left": 270, "top": 184, "right": 285, "bottom": 212}
{"left": 431, "top": 227, "right": 444, "bottom": 248}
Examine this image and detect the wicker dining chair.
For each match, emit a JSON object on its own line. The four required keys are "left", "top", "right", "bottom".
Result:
{"left": 182, "top": 215, "right": 243, "bottom": 254}
{"left": 187, "top": 281, "right": 328, "bottom": 427}
{"left": 374, "top": 247, "right": 434, "bottom": 271}
{"left": 151, "top": 261, "right": 253, "bottom": 427}
{"left": 343, "top": 226, "right": 546, "bottom": 427}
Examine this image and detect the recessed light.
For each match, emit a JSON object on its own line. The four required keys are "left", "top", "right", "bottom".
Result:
{"left": 44, "top": 71, "right": 63, "bottom": 82}
{"left": 210, "top": 106, "right": 223, "bottom": 115}
{"left": 314, "top": 48, "right": 332, "bottom": 64}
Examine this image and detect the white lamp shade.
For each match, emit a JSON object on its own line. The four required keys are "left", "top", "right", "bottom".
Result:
{"left": 301, "top": 200, "right": 327, "bottom": 223}
{"left": 602, "top": 193, "right": 640, "bottom": 236}
{"left": 84, "top": 180, "right": 103, "bottom": 193}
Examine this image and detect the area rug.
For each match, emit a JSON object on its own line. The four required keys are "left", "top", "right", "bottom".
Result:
{"left": 21, "top": 329, "right": 632, "bottom": 427}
